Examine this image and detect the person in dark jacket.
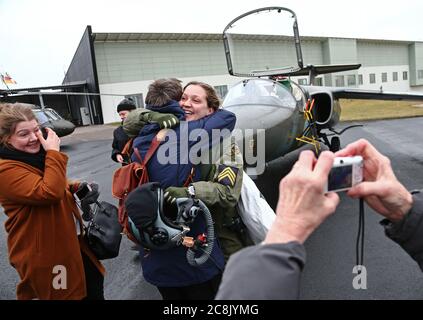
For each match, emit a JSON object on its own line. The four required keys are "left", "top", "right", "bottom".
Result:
{"left": 129, "top": 80, "right": 238, "bottom": 300}
{"left": 216, "top": 139, "right": 423, "bottom": 300}
{"left": 336, "top": 139, "right": 422, "bottom": 269}
{"left": 111, "top": 98, "right": 136, "bottom": 164}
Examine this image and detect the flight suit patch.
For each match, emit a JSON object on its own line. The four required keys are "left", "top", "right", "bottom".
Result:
{"left": 217, "top": 165, "right": 239, "bottom": 187}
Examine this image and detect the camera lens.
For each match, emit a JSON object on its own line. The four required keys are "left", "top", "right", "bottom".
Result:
{"left": 340, "top": 160, "right": 344, "bottom": 164}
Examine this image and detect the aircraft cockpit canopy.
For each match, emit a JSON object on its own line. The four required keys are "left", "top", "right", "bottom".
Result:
{"left": 222, "top": 79, "right": 297, "bottom": 110}
{"left": 222, "top": 7, "right": 302, "bottom": 78}
{"left": 32, "top": 108, "right": 61, "bottom": 124}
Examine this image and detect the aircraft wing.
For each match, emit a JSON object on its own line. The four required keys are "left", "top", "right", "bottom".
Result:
{"left": 246, "top": 64, "right": 362, "bottom": 78}
{"left": 329, "top": 88, "right": 423, "bottom": 101}
{"left": 287, "top": 64, "right": 362, "bottom": 77}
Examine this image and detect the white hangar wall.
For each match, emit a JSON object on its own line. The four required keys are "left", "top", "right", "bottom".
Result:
{"left": 92, "top": 33, "right": 423, "bottom": 124}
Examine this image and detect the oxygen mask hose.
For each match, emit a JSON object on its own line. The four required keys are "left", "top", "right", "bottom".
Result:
{"left": 185, "top": 199, "right": 215, "bottom": 267}
{"left": 176, "top": 198, "right": 215, "bottom": 267}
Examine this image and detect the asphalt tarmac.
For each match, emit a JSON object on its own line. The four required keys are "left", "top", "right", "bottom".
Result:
{"left": 1, "top": 118, "right": 423, "bottom": 299}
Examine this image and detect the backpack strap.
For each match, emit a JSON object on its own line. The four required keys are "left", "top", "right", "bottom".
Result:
{"left": 141, "top": 135, "right": 161, "bottom": 167}
{"left": 183, "top": 166, "right": 196, "bottom": 187}
{"left": 121, "top": 138, "right": 134, "bottom": 162}
{"left": 120, "top": 134, "right": 162, "bottom": 245}
{"left": 133, "top": 134, "right": 162, "bottom": 188}
{"left": 132, "top": 134, "right": 161, "bottom": 165}
{"left": 133, "top": 147, "right": 143, "bottom": 163}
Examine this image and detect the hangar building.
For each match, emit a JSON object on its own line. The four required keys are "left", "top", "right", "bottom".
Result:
{"left": 62, "top": 26, "right": 423, "bottom": 125}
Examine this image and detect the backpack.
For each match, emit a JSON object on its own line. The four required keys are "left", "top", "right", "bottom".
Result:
{"left": 120, "top": 137, "right": 134, "bottom": 165}
{"left": 112, "top": 133, "right": 196, "bottom": 244}
{"left": 112, "top": 135, "right": 161, "bottom": 244}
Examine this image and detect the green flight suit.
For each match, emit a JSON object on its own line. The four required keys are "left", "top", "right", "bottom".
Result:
{"left": 192, "top": 140, "right": 253, "bottom": 260}
{"left": 123, "top": 108, "right": 150, "bottom": 138}
{"left": 123, "top": 108, "right": 179, "bottom": 138}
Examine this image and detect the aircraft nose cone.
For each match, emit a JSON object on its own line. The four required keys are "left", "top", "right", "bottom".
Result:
{"left": 48, "top": 121, "right": 76, "bottom": 137}
{"left": 60, "top": 123, "right": 76, "bottom": 136}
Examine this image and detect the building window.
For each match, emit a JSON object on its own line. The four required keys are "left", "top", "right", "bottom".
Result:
{"left": 347, "top": 75, "right": 356, "bottom": 86}
{"left": 214, "top": 85, "right": 228, "bottom": 99}
{"left": 418, "top": 70, "right": 423, "bottom": 79}
{"left": 125, "top": 94, "right": 144, "bottom": 108}
{"left": 381, "top": 73, "right": 388, "bottom": 83}
{"left": 298, "top": 78, "right": 308, "bottom": 85}
{"left": 369, "top": 73, "right": 376, "bottom": 84}
{"left": 314, "top": 78, "right": 323, "bottom": 86}
{"left": 358, "top": 74, "right": 363, "bottom": 85}
{"left": 335, "top": 76, "right": 344, "bottom": 87}
{"left": 393, "top": 72, "right": 398, "bottom": 82}
{"left": 403, "top": 71, "right": 408, "bottom": 80}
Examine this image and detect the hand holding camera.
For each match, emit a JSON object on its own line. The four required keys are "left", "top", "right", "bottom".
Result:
{"left": 36, "top": 127, "right": 60, "bottom": 152}
{"left": 74, "top": 182, "right": 100, "bottom": 221}
{"left": 335, "top": 139, "right": 413, "bottom": 222}
{"left": 266, "top": 151, "right": 340, "bottom": 245}
{"left": 325, "top": 156, "right": 363, "bottom": 193}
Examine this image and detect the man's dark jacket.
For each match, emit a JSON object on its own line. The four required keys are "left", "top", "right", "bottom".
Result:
{"left": 111, "top": 125, "right": 130, "bottom": 163}
{"left": 216, "top": 191, "right": 423, "bottom": 299}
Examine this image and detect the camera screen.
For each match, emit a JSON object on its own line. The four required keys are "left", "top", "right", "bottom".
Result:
{"left": 327, "top": 165, "right": 353, "bottom": 191}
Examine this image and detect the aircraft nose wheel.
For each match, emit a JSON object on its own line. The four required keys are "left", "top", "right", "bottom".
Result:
{"left": 330, "top": 137, "right": 340, "bottom": 152}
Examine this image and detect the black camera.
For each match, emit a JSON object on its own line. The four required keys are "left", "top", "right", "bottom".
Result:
{"left": 74, "top": 184, "right": 92, "bottom": 201}
{"left": 41, "top": 127, "right": 48, "bottom": 139}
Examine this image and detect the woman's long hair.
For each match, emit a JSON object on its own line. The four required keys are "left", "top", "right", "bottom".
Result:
{"left": 0, "top": 103, "right": 37, "bottom": 145}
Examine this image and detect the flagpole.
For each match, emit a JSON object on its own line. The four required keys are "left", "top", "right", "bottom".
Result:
{"left": 0, "top": 73, "right": 11, "bottom": 91}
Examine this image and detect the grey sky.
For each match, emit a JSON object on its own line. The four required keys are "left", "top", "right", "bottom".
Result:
{"left": 1, "top": 0, "right": 422, "bottom": 88}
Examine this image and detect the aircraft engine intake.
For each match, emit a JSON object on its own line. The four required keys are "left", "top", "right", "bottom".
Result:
{"left": 308, "top": 91, "right": 340, "bottom": 129}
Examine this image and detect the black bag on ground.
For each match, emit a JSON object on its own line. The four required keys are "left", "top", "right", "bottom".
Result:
{"left": 85, "top": 201, "right": 123, "bottom": 260}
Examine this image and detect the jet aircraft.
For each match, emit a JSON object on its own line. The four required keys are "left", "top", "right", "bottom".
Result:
{"left": 220, "top": 6, "right": 423, "bottom": 207}
{"left": 221, "top": 6, "right": 423, "bottom": 178}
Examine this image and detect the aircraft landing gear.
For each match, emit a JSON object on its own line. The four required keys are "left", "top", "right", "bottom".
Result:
{"left": 330, "top": 137, "right": 340, "bottom": 152}
{"left": 321, "top": 125, "right": 364, "bottom": 153}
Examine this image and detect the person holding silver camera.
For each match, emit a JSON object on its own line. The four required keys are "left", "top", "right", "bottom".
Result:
{"left": 0, "top": 103, "right": 104, "bottom": 300}
{"left": 336, "top": 139, "right": 422, "bottom": 271}
{"left": 216, "top": 139, "right": 423, "bottom": 299}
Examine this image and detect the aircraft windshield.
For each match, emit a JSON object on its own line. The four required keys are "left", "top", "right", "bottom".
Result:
{"left": 223, "top": 7, "right": 300, "bottom": 77}
{"left": 45, "top": 109, "right": 61, "bottom": 121}
{"left": 33, "top": 110, "right": 49, "bottom": 124}
{"left": 222, "top": 79, "right": 297, "bottom": 109}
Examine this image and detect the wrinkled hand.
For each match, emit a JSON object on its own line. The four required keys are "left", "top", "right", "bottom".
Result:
{"left": 147, "top": 112, "right": 179, "bottom": 129}
{"left": 77, "top": 182, "right": 100, "bottom": 221}
{"left": 164, "top": 187, "right": 188, "bottom": 204}
{"left": 265, "top": 151, "right": 339, "bottom": 245}
{"left": 335, "top": 139, "right": 413, "bottom": 222}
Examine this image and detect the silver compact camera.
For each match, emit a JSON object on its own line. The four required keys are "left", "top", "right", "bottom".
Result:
{"left": 325, "top": 156, "right": 363, "bottom": 193}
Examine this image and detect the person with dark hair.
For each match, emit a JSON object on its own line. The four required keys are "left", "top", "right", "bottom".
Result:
{"left": 0, "top": 103, "right": 104, "bottom": 300}
{"left": 145, "top": 78, "right": 183, "bottom": 107}
{"left": 124, "top": 79, "right": 248, "bottom": 300}
{"left": 175, "top": 81, "right": 252, "bottom": 258}
{"left": 123, "top": 79, "right": 182, "bottom": 139}
{"left": 111, "top": 98, "right": 136, "bottom": 164}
